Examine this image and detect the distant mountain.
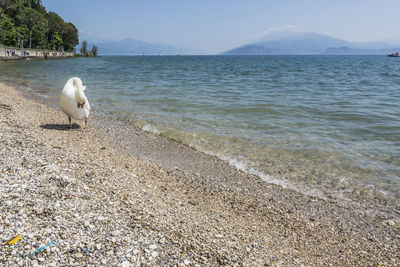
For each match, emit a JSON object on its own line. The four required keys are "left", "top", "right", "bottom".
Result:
{"left": 95, "top": 38, "right": 198, "bottom": 55}
{"left": 222, "top": 32, "right": 400, "bottom": 55}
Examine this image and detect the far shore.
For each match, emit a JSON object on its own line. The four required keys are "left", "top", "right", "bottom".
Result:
{"left": 0, "top": 81, "right": 399, "bottom": 266}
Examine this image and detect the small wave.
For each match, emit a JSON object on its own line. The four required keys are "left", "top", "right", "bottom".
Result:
{"left": 142, "top": 124, "right": 160, "bottom": 134}
{"left": 192, "top": 147, "right": 333, "bottom": 200}
{"left": 136, "top": 121, "right": 373, "bottom": 203}
{"left": 189, "top": 144, "right": 297, "bottom": 191}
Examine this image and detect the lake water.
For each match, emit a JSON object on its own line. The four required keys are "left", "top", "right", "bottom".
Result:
{"left": 1, "top": 55, "right": 399, "bottom": 205}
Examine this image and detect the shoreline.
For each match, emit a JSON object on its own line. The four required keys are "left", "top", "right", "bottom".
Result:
{"left": 0, "top": 47, "right": 74, "bottom": 61}
{"left": 15, "top": 76, "right": 399, "bottom": 215}
{"left": 0, "top": 81, "right": 399, "bottom": 265}
{"left": 0, "top": 56, "right": 75, "bottom": 62}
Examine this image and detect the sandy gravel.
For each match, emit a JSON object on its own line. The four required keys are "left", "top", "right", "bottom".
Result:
{"left": 0, "top": 81, "right": 399, "bottom": 266}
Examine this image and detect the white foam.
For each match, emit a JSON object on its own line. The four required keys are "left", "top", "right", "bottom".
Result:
{"left": 192, "top": 145, "right": 294, "bottom": 190}
{"left": 188, "top": 141, "right": 336, "bottom": 200}
{"left": 142, "top": 124, "right": 160, "bottom": 134}
{"left": 146, "top": 129, "right": 333, "bottom": 201}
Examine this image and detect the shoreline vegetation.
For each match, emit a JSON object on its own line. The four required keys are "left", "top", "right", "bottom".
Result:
{"left": 0, "top": 46, "right": 74, "bottom": 60}
{"left": 0, "top": 1, "right": 98, "bottom": 61}
{"left": 0, "top": 1, "right": 78, "bottom": 54}
{"left": 0, "top": 39, "right": 99, "bottom": 61}
{"left": 0, "top": 81, "right": 399, "bottom": 265}
{"left": 0, "top": 0, "right": 82, "bottom": 61}
{"left": 78, "top": 40, "right": 98, "bottom": 57}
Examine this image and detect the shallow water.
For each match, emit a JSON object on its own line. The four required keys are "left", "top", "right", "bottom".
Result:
{"left": 1, "top": 55, "right": 399, "bottom": 204}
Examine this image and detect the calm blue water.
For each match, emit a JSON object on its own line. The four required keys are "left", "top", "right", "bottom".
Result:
{"left": 1, "top": 55, "right": 399, "bottom": 203}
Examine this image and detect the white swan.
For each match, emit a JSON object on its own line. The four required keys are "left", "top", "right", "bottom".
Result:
{"left": 59, "top": 77, "right": 90, "bottom": 128}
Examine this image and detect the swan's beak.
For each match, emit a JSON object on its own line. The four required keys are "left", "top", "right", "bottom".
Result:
{"left": 77, "top": 102, "right": 85, "bottom": 108}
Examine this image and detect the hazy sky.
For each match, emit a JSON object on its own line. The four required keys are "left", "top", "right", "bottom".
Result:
{"left": 42, "top": 0, "right": 400, "bottom": 54}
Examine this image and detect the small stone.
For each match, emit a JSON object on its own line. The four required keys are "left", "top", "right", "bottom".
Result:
{"left": 111, "top": 230, "right": 120, "bottom": 236}
{"left": 75, "top": 253, "right": 83, "bottom": 258}
{"left": 96, "top": 244, "right": 102, "bottom": 250}
{"left": 184, "top": 259, "right": 191, "bottom": 265}
{"left": 38, "top": 258, "right": 45, "bottom": 262}
{"left": 111, "top": 237, "right": 117, "bottom": 243}
{"left": 149, "top": 244, "right": 157, "bottom": 250}
{"left": 384, "top": 220, "right": 395, "bottom": 227}
{"left": 121, "top": 261, "right": 130, "bottom": 267}
{"left": 133, "top": 249, "right": 140, "bottom": 255}
{"left": 84, "top": 220, "right": 90, "bottom": 227}
{"left": 151, "top": 251, "right": 158, "bottom": 258}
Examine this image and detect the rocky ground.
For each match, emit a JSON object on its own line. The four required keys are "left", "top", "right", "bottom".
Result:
{"left": 0, "top": 82, "right": 399, "bottom": 266}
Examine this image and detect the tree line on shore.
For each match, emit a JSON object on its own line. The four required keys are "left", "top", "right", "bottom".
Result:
{"left": 0, "top": 0, "right": 78, "bottom": 51}
{"left": 80, "top": 40, "right": 98, "bottom": 57}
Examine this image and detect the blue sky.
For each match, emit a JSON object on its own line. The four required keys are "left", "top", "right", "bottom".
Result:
{"left": 42, "top": 0, "right": 400, "bottom": 54}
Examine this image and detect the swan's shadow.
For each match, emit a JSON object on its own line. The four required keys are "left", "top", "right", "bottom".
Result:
{"left": 40, "top": 123, "right": 80, "bottom": 130}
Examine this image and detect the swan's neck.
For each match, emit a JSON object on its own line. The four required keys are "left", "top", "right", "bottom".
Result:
{"left": 73, "top": 80, "right": 86, "bottom": 104}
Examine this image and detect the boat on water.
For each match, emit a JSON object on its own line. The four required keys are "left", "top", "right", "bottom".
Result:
{"left": 388, "top": 52, "right": 400, "bottom": 57}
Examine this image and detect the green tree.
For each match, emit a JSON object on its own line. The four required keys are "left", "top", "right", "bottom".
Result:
{"left": 16, "top": 23, "right": 28, "bottom": 47}
{"left": 90, "top": 45, "right": 98, "bottom": 56}
{"left": 27, "top": 0, "right": 46, "bottom": 13}
{"left": 0, "top": 13, "right": 18, "bottom": 46}
{"left": 30, "top": 18, "right": 47, "bottom": 48}
{"left": 0, "top": 0, "right": 79, "bottom": 51}
{"left": 80, "top": 40, "right": 88, "bottom": 56}
{"left": 62, "top": 22, "right": 78, "bottom": 51}
{"left": 0, "top": 0, "right": 21, "bottom": 18}
{"left": 19, "top": 7, "right": 47, "bottom": 48}
{"left": 53, "top": 31, "right": 62, "bottom": 49}
{"left": 0, "top": 0, "right": 28, "bottom": 46}
{"left": 46, "top": 11, "right": 63, "bottom": 49}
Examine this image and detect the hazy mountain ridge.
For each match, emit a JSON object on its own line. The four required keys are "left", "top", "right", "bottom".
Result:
{"left": 95, "top": 38, "right": 198, "bottom": 55}
{"left": 222, "top": 32, "right": 400, "bottom": 55}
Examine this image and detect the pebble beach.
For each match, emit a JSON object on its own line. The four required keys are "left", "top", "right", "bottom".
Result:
{"left": 0, "top": 81, "right": 399, "bottom": 266}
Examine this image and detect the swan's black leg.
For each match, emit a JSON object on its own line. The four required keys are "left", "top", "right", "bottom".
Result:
{"left": 68, "top": 117, "right": 72, "bottom": 129}
{"left": 84, "top": 117, "right": 87, "bottom": 129}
